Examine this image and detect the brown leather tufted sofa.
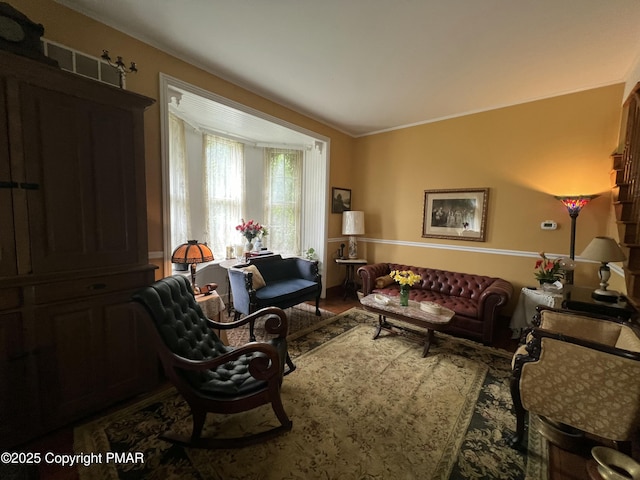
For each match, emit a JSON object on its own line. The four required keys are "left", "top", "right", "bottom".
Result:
{"left": 358, "top": 263, "right": 513, "bottom": 344}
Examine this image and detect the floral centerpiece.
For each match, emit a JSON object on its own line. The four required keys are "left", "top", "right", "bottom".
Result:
{"left": 389, "top": 270, "right": 422, "bottom": 306}
{"left": 235, "top": 219, "right": 264, "bottom": 250}
{"left": 534, "top": 252, "right": 563, "bottom": 285}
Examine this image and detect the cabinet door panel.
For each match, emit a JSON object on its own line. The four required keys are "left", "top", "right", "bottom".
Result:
{"left": 19, "top": 84, "right": 139, "bottom": 274}
{"left": 103, "top": 300, "right": 158, "bottom": 401}
{"left": 0, "top": 78, "right": 17, "bottom": 277}
{"left": 35, "top": 302, "right": 102, "bottom": 427}
{"left": 0, "top": 312, "right": 37, "bottom": 447}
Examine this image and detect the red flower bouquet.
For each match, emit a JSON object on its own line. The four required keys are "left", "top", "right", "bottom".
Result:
{"left": 235, "top": 219, "right": 264, "bottom": 242}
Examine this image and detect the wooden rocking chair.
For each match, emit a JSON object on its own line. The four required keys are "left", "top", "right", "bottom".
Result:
{"left": 132, "top": 275, "right": 292, "bottom": 448}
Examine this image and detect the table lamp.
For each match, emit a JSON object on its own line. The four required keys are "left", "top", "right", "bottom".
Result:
{"left": 171, "top": 240, "right": 214, "bottom": 292}
{"left": 342, "top": 211, "right": 365, "bottom": 259}
{"left": 580, "top": 236, "right": 626, "bottom": 302}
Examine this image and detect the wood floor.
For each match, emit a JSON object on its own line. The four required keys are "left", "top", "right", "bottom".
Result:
{"left": 15, "top": 286, "right": 637, "bottom": 479}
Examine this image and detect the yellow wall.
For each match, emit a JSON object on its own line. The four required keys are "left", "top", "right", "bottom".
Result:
{"left": 354, "top": 85, "right": 625, "bottom": 310}
{"left": 22, "top": 0, "right": 355, "bottom": 283}
{"left": 21, "top": 1, "right": 627, "bottom": 305}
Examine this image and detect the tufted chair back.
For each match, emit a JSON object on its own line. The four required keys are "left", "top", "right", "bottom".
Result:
{"left": 134, "top": 275, "right": 228, "bottom": 361}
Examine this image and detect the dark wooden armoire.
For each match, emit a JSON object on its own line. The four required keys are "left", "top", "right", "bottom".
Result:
{"left": 0, "top": 48, "right": 158, "bottom": 447}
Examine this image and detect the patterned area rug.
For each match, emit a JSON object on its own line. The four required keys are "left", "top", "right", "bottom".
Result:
{"left": 224, "top": 302, "right": 337, "bottom": 346}
{"left": 74, "top": 308, "right": 547, "bottom": 479}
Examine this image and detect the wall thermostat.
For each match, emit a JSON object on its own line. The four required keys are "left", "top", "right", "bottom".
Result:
{"left": 541, "top": 220, "right": 557, "bottom": 230}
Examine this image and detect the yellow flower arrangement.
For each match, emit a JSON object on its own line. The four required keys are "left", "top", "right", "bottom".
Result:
{"left": 390, "top": 270, "right": 421, "bottom": 306}
{"left": 389, "top": 270, "right": 422, "bottom": 286}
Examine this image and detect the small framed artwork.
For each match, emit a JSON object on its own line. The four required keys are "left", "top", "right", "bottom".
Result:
{"left": 332, "top": 187, "right": 352, "bottom": 213}
{"left": 422, "top": 188, "right": 489, "bottom": 242}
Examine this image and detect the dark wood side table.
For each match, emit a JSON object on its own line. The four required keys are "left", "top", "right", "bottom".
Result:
{"left": 562, "top": 285, "right": 638, "bottom": 321}
{"left": 335, "top": 258, "right": 367, "bottom": 300}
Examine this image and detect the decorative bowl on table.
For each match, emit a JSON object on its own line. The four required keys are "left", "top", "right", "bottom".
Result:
{"left": 374, "top": 294, "right": 390, "bottom": 305}
{"left": 591, "top": 446, "right": 640, "bottom": 480}
{"left": 420, "top": 301, "right": 442, "bottom": 314}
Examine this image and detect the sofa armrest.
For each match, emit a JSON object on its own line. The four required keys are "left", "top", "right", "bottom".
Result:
{"left": 228, "top": 267, "right": 256, "bottom": 315}
{"left": 293, "top": 257, "right": 321, "bottom": 283}
{"left": 358, "top": 263, "right": 392, "bottom": 295}
{"left": 477, "top": 278, "right": 513, "bottom": 343}
{"left": 478, "top": 278, "right": 512, "bottom": 314}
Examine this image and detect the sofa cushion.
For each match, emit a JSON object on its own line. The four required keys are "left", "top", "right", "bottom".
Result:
{"left": 243, "top": 265, "right": 266, "bottom": 290}
{"left": 375, "top": 275, "right": 395, "bottom": 289}
{"left": 255, "top": 279, "right": 318, "bottom": 304}
{"left": 373, "top": 285, "right": 479, "bottom": 318}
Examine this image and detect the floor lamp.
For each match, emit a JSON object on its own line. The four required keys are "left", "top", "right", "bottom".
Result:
{"left": 554, "top": 195, "right": 597, "bottom": 284}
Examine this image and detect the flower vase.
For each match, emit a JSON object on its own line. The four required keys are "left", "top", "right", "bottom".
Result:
{"left": 245, "top": 241, "right": 253, "bottom": 253}
{"left": 254, "top": 237, "right": 263, "bottom": 251}
{"left": 399, "top": 285, "right": 410, "bottom": 306}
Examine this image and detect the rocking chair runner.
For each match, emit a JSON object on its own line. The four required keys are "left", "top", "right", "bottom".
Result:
{"left": 132, "top": 275, "right": 293, "bottom": 448}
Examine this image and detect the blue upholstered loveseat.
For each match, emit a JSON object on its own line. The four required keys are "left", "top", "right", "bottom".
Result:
{"left": 228, "top": 254, "right": 322, "bottom": 339}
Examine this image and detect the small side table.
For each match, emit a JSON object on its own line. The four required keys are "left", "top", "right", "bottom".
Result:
{"left": 195, "top": 291, "right": 229, "bottom": 345}
{"left": 510, "top": 287, "right": 563, "bottom": 338}
{"left": 562, "top": 285, "right": 638, "bottom": 321}
{"left": 335, "top": 258, "right": 367, "bottom": 300}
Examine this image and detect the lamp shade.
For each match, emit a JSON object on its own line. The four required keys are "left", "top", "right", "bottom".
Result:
{"left": 580, "top": 236, "right": 626, "bottom": 263}
{"left": 554, "top": 195, "right": 598, "bottom": 216}
{"left": 171, "top": 240, "right": 214, "bottom": 264}
{"left": 342, "top": 211, "right": 365, "bottom": 235}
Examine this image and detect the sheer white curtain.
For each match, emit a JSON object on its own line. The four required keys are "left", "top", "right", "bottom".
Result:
{"left": 264, "top": 148, "right": 302, "bottom": 255}
{"left": 203, "top": 134, "right": 245, "bottom": 258}
{"left": 168, "top": 113, "right": 191, "bottom": 252}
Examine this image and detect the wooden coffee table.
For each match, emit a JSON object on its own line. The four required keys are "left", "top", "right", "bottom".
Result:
{"left": 360, "top": 294, "right": 455, "bottom": 356}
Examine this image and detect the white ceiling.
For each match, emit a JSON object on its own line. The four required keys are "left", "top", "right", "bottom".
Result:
{"left": 57, "top": 0, "right": 640, "bottom": 137}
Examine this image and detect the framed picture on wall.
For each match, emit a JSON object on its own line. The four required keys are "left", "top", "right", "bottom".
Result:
{"left": 422, "top": 188, "right": 489, "bottom": 241}
{"left": 332, "top": 187, "right": 352, "bottom": 213}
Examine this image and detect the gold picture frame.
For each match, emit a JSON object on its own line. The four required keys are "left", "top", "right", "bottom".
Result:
{"left": 422, "top": 188, "right": 489, "bottom": 242}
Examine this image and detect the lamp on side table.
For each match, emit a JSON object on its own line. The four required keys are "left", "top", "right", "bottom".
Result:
{"left": 342, "top": 210, "right": 365, "bottom": 259}
{"left": 171, "top": 240, "right": 214, "bottom": 293}
{"left": 580, "top": 236, "right": 626, "bottom": 303}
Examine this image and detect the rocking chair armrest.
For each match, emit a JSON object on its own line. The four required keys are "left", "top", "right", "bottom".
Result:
{"left": 207, "top": 306, "right": 289, "bottom": 337}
